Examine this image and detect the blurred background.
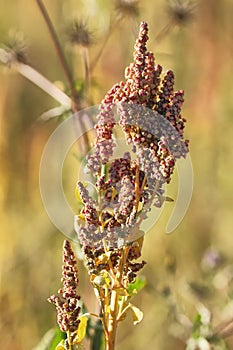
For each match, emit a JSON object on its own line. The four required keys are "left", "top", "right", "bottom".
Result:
{"left": 1, "top": 0, "right": 233, "bottom": 349}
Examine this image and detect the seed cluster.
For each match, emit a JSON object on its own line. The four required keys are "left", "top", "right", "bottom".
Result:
{"left": 77, "top": 153, "right": 146, "bottom": 249}
{"left": 48, "top": 240, "right": 81, "bottom": 336}
{"left": 76, "top": 21, "right": 189, "bottom": 285}
{"left": 87, "top": 21, "right": 188, "bottom": 181}
{"left": 83, "top": 240, "right": 146, "bottom": 285}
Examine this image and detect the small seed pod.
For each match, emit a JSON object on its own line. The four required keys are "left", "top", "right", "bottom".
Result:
{"left": 93, "top": 275, "right": 106, "bottom": 287}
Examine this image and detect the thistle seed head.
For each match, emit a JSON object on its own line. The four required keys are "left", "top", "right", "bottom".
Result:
{"left": 0, "top": 33, "right": 28, "bottom": 66}
{"left": 67, "top": 19, "right": 93, "bottom": 48}
{"left": 167, "top": 0, "right": 196, "bottom": 25}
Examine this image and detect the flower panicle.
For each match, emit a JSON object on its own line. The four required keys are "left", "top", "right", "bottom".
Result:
{"left": 75, "top": 20, "right": 189, "bottom": 285}
{"left": 86, "top": 21, "right": 188, "bottom": 176}
{"left": 48, "top": 240, "right": 81, "bottom": 335}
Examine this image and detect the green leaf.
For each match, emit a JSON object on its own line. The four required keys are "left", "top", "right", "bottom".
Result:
{"left": 55, "top": 340, "right": 65, "bottom": 350}
{"left": 50, "top": 329, "right": 66, "bottom": 350}
{"left": 128, "top": 276, "right": 146, "bottom": 297}
{"left": 32, "top": 327, "right": 66, "bottom": 350}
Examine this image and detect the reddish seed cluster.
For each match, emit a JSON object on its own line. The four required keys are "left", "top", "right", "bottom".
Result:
{"left": 87, "top": 85, "right": 119, "bottom": 174}
{"left": 76, "top": 21, "right": 189, "bottom": 283}
{"left": 87, "top": 21, "right": 188, "bottom": 178}
{"left": 82, "top": 243, "right": 146, "bottom": 285}
{"left": 48, "top": 240, "right": 81, "bottom": 334}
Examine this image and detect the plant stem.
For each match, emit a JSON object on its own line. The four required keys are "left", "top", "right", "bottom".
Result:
{"left": 105, "top": 246, "right": 130, "bottom": 350}
{"left": 16, "top": 62, "right": 71, "bottom": 107}
{"left": 153, "top": 21, "right": 174, "bottom": 43}
{"left": 90, "top": 31, "right": 110, "bottom": 73}
{"left": 36, "top": 0, "right": 92, "bottom": 154}
{"left": 106, "top": 289, "right": 118, "bottom": 350}
{"left": 80, "top": 47, "right": 91, "bottom": 104}
{"left": 67, "top": 331, "right": 73, "bottom": 350}
{"left": 90, "top": 17, "right": 119, "bottom": 73}
{"left": 35, "top": 0, "right": 80, "bottom": 110}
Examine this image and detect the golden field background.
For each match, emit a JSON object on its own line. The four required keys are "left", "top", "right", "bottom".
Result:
{"left": 1, "top": 1, "right": 233, "bottom": 349}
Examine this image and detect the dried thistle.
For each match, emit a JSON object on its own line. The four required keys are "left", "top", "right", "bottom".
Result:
{"left": 0, "top": 28, "right": 74, "bottom": 109}
{"left": 154, "top": 0, "right": 196, "bottom": 43}
{"left": 167, "top": 0, "right": 196, "bottom": 26}
{"left": 0, "top": 33, "right": 28, "bottom": 67}
{"left": 67, "top": 19, "right": 93, "bottom": 48}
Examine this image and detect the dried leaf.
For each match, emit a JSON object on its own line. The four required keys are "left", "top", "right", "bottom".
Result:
{"left": 118, "top": 303, "right": 143, "bottom": 325}
{"left": 129, "top": 304, "right": 143, "bottom": 325}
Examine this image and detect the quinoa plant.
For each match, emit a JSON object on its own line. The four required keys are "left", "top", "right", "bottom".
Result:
{"left": 2, "top": 2, "right": 233, "bottom": 350}
{"left": 48, "top": 21, "right": 189, "bottom": 350}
